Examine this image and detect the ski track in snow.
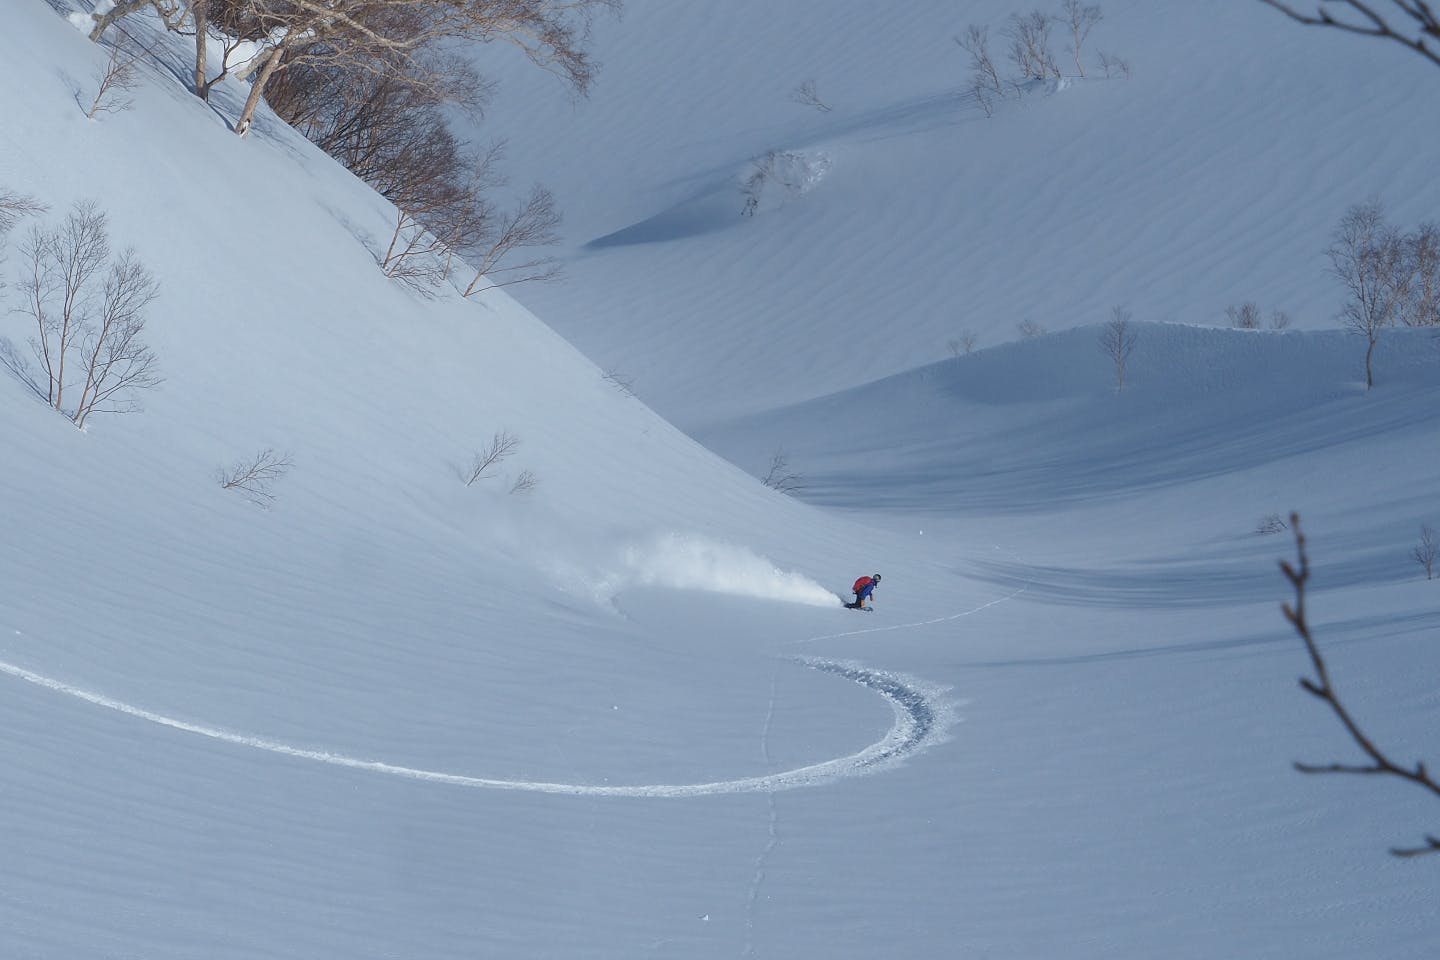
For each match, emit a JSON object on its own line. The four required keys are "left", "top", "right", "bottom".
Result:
{"left": 0, "top": 566, "right": 1036, "bottom": 799}
{"left": 0, "top": 654, "right": 948, "bottom": 799}
{"left": 743, "top": 665, "right": 783, "bottom": 956}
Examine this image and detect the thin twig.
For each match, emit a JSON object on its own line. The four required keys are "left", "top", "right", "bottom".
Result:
{"left": 1280, "top": 512, "right": 1440, "bottom": 857}
{"left": 1257, "top": 1, "right": 1440, "bottom": 68}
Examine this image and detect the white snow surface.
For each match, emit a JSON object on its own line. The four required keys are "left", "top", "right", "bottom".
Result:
{"left": 1, "top": 1, "right": 1438, "bottom": 958}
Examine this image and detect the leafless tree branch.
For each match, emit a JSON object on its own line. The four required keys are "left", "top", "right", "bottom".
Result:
{"left": 465, "top": 430, "right": 521, "bottom": 485}
{"left": 761, "top": 450, "right": 804, "bottom": 495}
{"left": 87, "top": 33, "right": 151, "bottom": 118}
{"left": 1280, "top": 513, "right": 1440, "bottom": 857}
{"left": 1257, "top": 1, "right": 1440, "bottom": 68}
{"left": 219, "top": 448, "right": 294, "bottom": 505}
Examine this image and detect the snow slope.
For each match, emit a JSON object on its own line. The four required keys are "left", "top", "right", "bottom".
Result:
{"left": 2, "top": 1, "right": 1438, "bottom": 958}
{"left": 473, "top": 0, "right": 1440, "bottom": 425}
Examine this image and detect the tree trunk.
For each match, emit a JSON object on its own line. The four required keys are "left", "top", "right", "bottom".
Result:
{"left": 235, "top": 47, "right": 285, "bottom": 137}
{"left": 1365, "top": 335, "right": 1377, "bottom": 389}
{"left": 194, "top": 0, "right": 209, "bottom": 99}
{"left": 87, "top": 0, "right": 153, "bottom": 42}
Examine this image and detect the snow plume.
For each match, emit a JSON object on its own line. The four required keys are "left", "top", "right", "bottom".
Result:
{"left": 579, "top": 532, "right": 837, "bottom": 607}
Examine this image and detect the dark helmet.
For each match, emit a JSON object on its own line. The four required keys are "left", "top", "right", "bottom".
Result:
{"left": 872, "top": 573, "right": 882, "bottom": 582}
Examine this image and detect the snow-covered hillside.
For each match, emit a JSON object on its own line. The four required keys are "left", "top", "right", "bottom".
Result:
{"left": 475, "top": 0, "right": 1440, "bottom": 425}
{"left": 2, "top": 1, "right": 1438, "bottom": 958}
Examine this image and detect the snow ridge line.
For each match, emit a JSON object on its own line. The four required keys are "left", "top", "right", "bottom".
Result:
{"left": 0, "top": 655, "right": 947, "bottom": 799}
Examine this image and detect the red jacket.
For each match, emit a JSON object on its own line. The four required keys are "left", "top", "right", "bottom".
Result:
{"left": 853, "top": 576, "right": 874, "bottom": 594}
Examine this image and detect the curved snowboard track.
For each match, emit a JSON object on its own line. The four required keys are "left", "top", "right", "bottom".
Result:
{"left": 0, "top": 656, "right": 950, "bottom": 798}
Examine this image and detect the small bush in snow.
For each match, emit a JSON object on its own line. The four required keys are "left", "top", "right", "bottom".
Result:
{"left": 602, "top": 370, "right": 636, "bottom": 397}
{"left": 761, "top": 450, "right": 804, "bottom": 495}
{"left": 1018, "top": 319, "right": 1046, "bottom": 339}
{"left": 1414, "top": 525, "right": 1438, "bottom": 580}
{"left": 1256, "top": 513, "right": 1289, "bottom": 536}
{"left": 509, "top": 469, "right": 539, "bottom": 495}
{"left": 0, "top": 200, "right": 161, "bottom": 429}
{"left": 1096, "top": 50, "right": 1131, "bottom": 79}
{"left": 465, "top": 430, "right": 521, "bottom": 486}
{"left": 1226, "top": 302, "right": 1293, "bottom": 330}
{"left": 789, "top": 79, "right": 832, "bottom": 113}
{"left": 1226, "top": 302, "right": 1263, "bottom": 329}
{"left": 947, "top": 331, "right": 979, "bottom": 357}
{"left": 219, "top": 449, "right": 294, "bottom": 507}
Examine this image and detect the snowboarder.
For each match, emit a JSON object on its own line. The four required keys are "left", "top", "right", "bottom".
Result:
{"left": 845, "top": 573, "right": 881, "bottom": 610}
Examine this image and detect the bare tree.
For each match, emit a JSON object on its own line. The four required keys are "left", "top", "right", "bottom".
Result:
{"left": 1096, "top": 49, "right": 1131, "bottom": 78}
{"left": 87, "top": 35, "right": 151, "bottom": 118}
{"left": 957, "top": 25, "right": 1005, "bottom": 97}
{"left": 465, "top": 430, "right": 520, "bottom": 485}
{"left": 1281, "top": 514, "right": 1440, "bottom": 857}
{"left": 3, "top": 202, "right": 161, "bottom": 428}
{"left": 509, "top": 469, "right": 539, "bottom": 495}
{"left": 1329, "top": 200, "right": 1409, "bottom": 389}
{"left": 761, "top": 450, "right": 804, "bottom": 495}
{"left": 1061, "top": 0, "right": 1103, "bottom": 76}
{"left": 379, "top": 208, "right": 452, "bottom": 293}
{"left": 789, "top": 79, "right": 832, "bottom": 112}
{"left": 1227, "top": 301, "right": 1263, "bottom": 329}
{"left": 1004, "top": 11, "right": 1061, "bottom": 81}
{"left": 189, "top": 0, "right": 276, "bottom": 101}
{"left": 459, "top": 185, "right": 563, "bottom": 297}
{"left": 219, "top": 448, "right": 294, "bottom": 506}
{"left": 235, "top": 0, "right": 618, "bottom": 137}
{"left": 1098, "top": 305, "right": 1137, "bottom": 390}
{"left": 90, "top": 0, "right": 619, "bottom": 136}
{"left": 71, "top": 250, "right": 162, "bottom": 428}
{"left": 1414, "top": 524, "right": 1439, "bottom": 579}
{"left": 948, "top": 330, "right": 979, "bottom": 357}
{"left": 1018, "top": 319, "right": 1046, "bottom": 338}
{"left": 1271, "top": 309, "right": 1293, "bottom": 330}
{"left": 1404, "top": 222, "right": 1440, "bottom": 326}
{"left": 1257, "top": 1, "right": 1440, "bottom": 69}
